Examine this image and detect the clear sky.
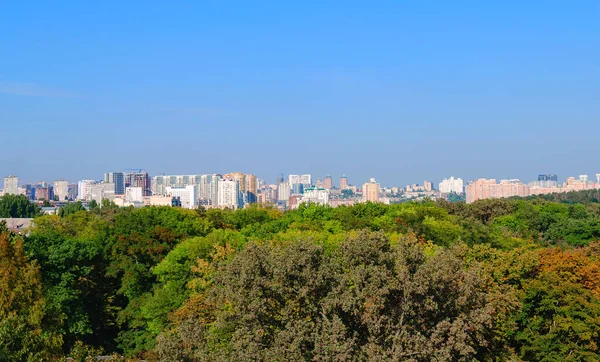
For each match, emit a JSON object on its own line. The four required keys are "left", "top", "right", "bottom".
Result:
{"left": 1, "top": 1, "right": 598, "bottom": 187}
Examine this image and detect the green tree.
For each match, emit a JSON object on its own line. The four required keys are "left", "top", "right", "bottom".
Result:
{"left": 156, "top": 232, "right": 509, "bottom": 361}
{"left": 0, "top": 194, "right": 42, "bottom": 218}
{"left": 88, "top": 200, "right": 98, "bottom": 210}
{"left": 514, "top": 272, "right": 600, "bottom": 360}
{"left": 0, "top": 232, "right": 62, "bottom": 361}
{"left": 58, "top": 201, "right": 87, "bottom": 217}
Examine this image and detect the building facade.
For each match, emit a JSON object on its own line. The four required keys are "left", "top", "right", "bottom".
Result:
{"left": 466, "top": 179, "right": 530, "bottom": 203}
{"left": 277, "top": 181, "right": 291, "bottom": 203}
{"left": 217, "top": 179, "right": 241, "bottom": 209}
{"left": 362, "top": 178, "right": 380, "bottom": 202}
{"left": 104, "top": 172, "right": 125, "bottom": 195}
{"left": 324, "top": 175, "right": 333, "bottom": 189}
{"left": 78, "top": 180, "right": 96, "bottom": 201}
{"left": 340, "top": 175, "right": 348, "bottom": 190}
{"left": 53, "top": 180, "right": 69, "bottom": 201}
{"left": 126, "top": 172, "right": 151, "bottom": 196}
{"left": 166, "top": 185, "right": 196, "bottom": 209}
{"left": 3, "top": 176, "right": 18, "bottom": 195}
{"left": 301, "top": 186, "right": 330, "bottom": 205}
{"left": 439, "top": 177, "right": 464, "bottom": 194}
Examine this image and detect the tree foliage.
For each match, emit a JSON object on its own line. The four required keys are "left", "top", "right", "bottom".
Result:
{"left": 0, "top": 194, "right": 41, "bottom": 218}
{"left": 0, "top": 194, "right": 596, "bottom": 359}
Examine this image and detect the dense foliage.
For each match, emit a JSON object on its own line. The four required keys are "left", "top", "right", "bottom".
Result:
{"left": 2, "top": 192, "right": 600, "bottom": 360}
{"left": 0, "top": 194, "right": 42, "bottom": 218}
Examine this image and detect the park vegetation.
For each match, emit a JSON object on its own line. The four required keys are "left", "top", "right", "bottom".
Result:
{"left": 2, "top": 192, "right": 600, "bottom": 360}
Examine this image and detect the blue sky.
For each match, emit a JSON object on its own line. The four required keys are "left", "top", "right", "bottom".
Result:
{"left": 0, "top": 1, "right": 598, "bottom": 186}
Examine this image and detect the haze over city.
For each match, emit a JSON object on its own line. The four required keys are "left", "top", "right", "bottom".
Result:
{"left": 1, "top": 1, "right": 599, "bottom": 185}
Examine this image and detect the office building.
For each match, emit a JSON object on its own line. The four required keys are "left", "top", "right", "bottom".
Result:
{"left": 362, "top": 178, "right": 380, "bottom": 202}
{"left": 53, "top": 180, "right": 69, "bottom": 201}
{"left": 3, "top": 176, "right": 18, "bottom": 195}
{"left": 579, "top": 175, "right": 589, "bottom": 184}
{"left": 301, "top": 186, "right": 330, "bottom": 205}
{"left": 104, "top": 172, "right": 125, "bottom": 195}
{"left": 439, "top": 177, "right": 464, "bottom": 194}
{"left": 218, "top": 179, "right": 241, "bottom": 209}
{"left": 289, "top": 174, "right": 311, "bottom": 188}
{"left": 340, "top": 175, "right": 348, "bottom": 190}
{"left": 536, "top": 174, "right": 558, "bottom": 188}
{"left": 291, "top": 183, "right": 304, "bottom": 195}
{"left": 538, "top": 174, "right": 558, "bottom": 182}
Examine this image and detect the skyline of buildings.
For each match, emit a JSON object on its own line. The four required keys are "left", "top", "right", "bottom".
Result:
{"left": 3, "top": 170, "right": 600, "bottom": 210}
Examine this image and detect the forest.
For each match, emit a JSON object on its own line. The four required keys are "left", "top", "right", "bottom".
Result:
{"left": 2, "top": 192, "right": 600, "bottom": 361}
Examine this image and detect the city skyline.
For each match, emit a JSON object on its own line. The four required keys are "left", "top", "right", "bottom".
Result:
{"left": 4, "top": 169, "right": 600, "bottom": 190}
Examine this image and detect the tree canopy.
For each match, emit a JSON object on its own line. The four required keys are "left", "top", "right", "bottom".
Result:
{"left": 0, "top": 191, "right": 599, "bottom": 359}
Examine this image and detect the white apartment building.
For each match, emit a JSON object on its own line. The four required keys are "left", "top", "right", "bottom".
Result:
{"left": 54, "top": 180, "right": 69, "bottom": 201}
{"left": 126, "top": 187, "right": 144, "bottom": 203}
{"left": 438, "top": 177, "right": 464, "bottom": 194}
{"left": 90, "top": 183, "right": 115, "bottom": 204}
{"left": 152, "top": 174, "right": 220, "bottom": 205}
{"left": 166, "top": 185, "right": 197, "bottom": 209}
{"left": 289, "top": 174, "right": 312, "bottom": 187}
{"left": 277, "top": 181, "right": 291, "bottom": 202}
{"left": 78, "top": 180, "right": 97, "bottom": 201}
{"left": 3, "top": 176, "right": 18, "bottom": 195}
{"left": 301, "top": 186, "right": 330, "bottom": 205}
{"left": 217, "top": 179, "right": 240, "bottom": 209}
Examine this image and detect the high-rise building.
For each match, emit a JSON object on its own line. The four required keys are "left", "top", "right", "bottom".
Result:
{"left": 68, "top": 184, "right": 78, "bottom": 201}
{"left": 3, "top": 176, "right": 18, "bottom": 195}
{"left": 36, "top": 186, "right": 53, "bottom": 201}
{"left": 53, "top": 180, "right": 69, "bottom": 201}
{"left": 104, "top": 172, "right": 125, "bottom": 195}
{"left": 90, "top": 183, "right": 115, "bottom": 204}
{"left": 291, "top": 183, "right": 304, "bottom": 195}
{"left": 424, "top": 181, "right": 432, "bottom": 192}
{"left": 224, "top": 172, "right": 258, "bottom": 205}
{"left": 276, "top": 173, "right": 284, "bottom": 185}
{"left": 324, "top": 175, "right": 333, "bottom": 189}
{"left": 597, "top": 174, "right": 600, "bottom": 185}
{"left": 439, "top": 177, "right": 464, "bottom": 194}
{"left": 579, "top": 175, "right": 589, "bottom": 184}
{"left": 466, "top": 179, "right": 530, "bottom": 204}
{"left": 125, "top": 171, "right": 151, "bottom": 196}
{"left": 218, "top": 179, "right": 241, "bottom": 209}
{"left": 277, "top": 181, "right": 291, "bottom": 203}
{"left": 340, "top": 175, "right": 348, "bottom": 190}
{"left": 362, "top": 178, "right": 380, "bottom": 202}
{"left": 78, "top": 180, "right": 96, "bottom": 201}
{"left": 289, "top": 174, "right": 311, "bottom": 188}
{"left": 538, "top": 174, "right": 558, "bottom": 182}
